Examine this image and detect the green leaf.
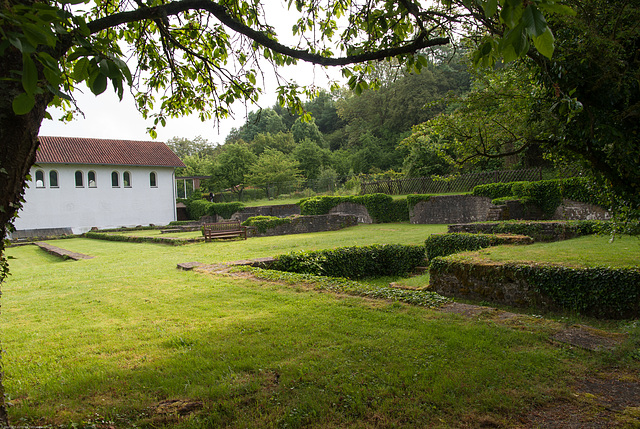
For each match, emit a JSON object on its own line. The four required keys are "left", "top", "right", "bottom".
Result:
{"left": 88, "top": 72, "right": 107, "bottom": 95}
{"left": 533, "top": 27, "right": 555, "bottom": 59}
{"left": 537, "top": 2, "right": 576, "bottom": 16}
{"left": 500, "top": 0, "right": 524, "bottom": 28}
{"left": 12, "top": 92, "right": 35, "bottom": 115}
{"left": 522, "top": 5, "right": 547, "bottom": 37}
{"left": 483, "top": 0, "right": 498, "bottom": 17}
{"left": 72, "top": 57, "right": 91, "bottom": 82}
{"left": 22, "top": 54, "right": 38, "bottom": 95}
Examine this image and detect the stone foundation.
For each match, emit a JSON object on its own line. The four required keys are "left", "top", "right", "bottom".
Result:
{"left": 231, "top": 204, "right": 301, "bottom": 222}
{"left": 328, "top": 202, "right": 373, "bottom": 224}
{"left": 248, "top": 214, "right": 358, "bottom": 237}
{"left": 410, "top": 195, "right": 493, "bottom": 224}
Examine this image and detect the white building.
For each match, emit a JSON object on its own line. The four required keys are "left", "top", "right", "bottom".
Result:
{"left": 13, "top": 136, "right": 185, "bottom": 237}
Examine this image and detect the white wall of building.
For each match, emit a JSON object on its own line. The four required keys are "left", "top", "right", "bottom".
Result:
{"left": 14, "top": 164, "right": 177, "bottom": 234}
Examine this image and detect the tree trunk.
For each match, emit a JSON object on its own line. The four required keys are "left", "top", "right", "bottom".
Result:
{"left": 0, "top": 46, "right": 53, "bottom": 428}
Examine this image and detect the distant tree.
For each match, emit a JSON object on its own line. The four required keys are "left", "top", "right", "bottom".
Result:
{"left": 249, "top": 132, "right": 297, "bottom": 156}
{"left": 293, "top": 139, "right": 331, "bottom": 180}
{"left": 304, "top": 91, "right": 343, "bottom": 135}
{"left": 291, "top": 117, "right": 325, "bottom": 146}
{"left": 400, "top": 134, "right": 454, "bottom": 177}
{"left": 227, "top": 109, "right": 287, "bottom": 143}
{"left": 246, "top": 148, "right": 303, "bottom": 197}
{"left": 166, "top": 136, "right": 217, "bottom": 159}
{"left": 403, "top": 65, "right": 551, "bottom": 172}
{"left": 210, "top": 143, "right": 257, "bottom": 200}
{"left": 176, "top": 154, "right": 215, "bottom": 178}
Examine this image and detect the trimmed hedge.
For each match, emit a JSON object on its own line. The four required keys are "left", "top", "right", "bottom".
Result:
{"left": 424, "top": 233, "right": 532, "bottom": 260}
{"left": 269, "top": 244, "right": 426, "bottom": 279}
{"left": 298, "top": 193, "right": 409, "bottom": 223}
{"left": 490, "top": 220, "right": 603, "bottom": 241}
{"left": 84, "top": 231, "right": 199, "bottom": 245}
{"left": 406, "top": 194, "right": 432, "bottom": 210}
{"left": 473, "top": 177, "right": 605, "bottom": 218}
{"left": 430, "top": 256, "right": 640, "bottom": 319}
{"left": 242, "top": 216, "right": 292, "bottom": 233}
{"left": 185, "top": 199, "right": 245, "bottom": 220}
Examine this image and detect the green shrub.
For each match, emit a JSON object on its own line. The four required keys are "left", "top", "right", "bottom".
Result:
{"left": 406, "top": 194, "right": 432, "bottom": 210}
{"left": 186, "top": 199, "right": 211, "bottom": 220}
{"left": 270, "top": 244, "right": 426, "bottom": 279}
{"left": 298, "top": 193, "right": 409, "bottom": 223}
{"left": 242, "top": 216, "right": 292, "bottom": 233}
{"left": 474, "top": 177, "right": 606, "bottom": 218}
{"left": 473, "top": 182, "right": 526, "bottom": 199}
{"left": 184, "top": 199, "right": 245, "bottom": 220}
{"left": 424, "top": 233, "right": 531, "bottom": 260}
{"left": 209, "top": 202, "right": 245, "bottom": 220}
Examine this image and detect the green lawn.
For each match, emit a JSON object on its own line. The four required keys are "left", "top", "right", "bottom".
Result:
{"left": 472, "top": 235, "right": 640, "bottom": 268}
{"left": 2, "top": 224, "right": 639, "bottom": 428}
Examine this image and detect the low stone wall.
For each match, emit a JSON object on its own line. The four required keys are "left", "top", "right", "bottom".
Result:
{"left": 429, "top": 260, "right": 555, "bottom": 309}
{"left": 448, "top": 221, "right": 593, "bottom": 242}
{"left": 231, "top": 204, "right": 301, "bottom": 222}
{"left": 553, "top": 200, "right": 611, "bottom": 220}
{"left": 10, "top": 227, "right": 74, "bottom": 240}
{"left": 410, "top": 195, "right": 492, "bottom": 224}
{"left": 248, "top": 215, "right": 358, "bottom": 237}
{"left": 328, "top": 202, "right": 373, "bottom": 224}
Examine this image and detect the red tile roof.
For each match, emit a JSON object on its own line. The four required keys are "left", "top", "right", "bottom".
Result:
{"left": 36, "top": 136, "right": 185, "bottom": 167}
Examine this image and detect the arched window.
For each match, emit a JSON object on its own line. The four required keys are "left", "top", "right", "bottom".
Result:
{"left": 35, "top": 170, "right": 45, "bottom": 188}
{"left": 49, "top": 170, "right": 59, "bottom": 188}
{"left": 149, "top": 171, "right": 157, "bottom": 188}
{"left": 75, "top": 170, "right": 84, "bottom": 187}
{"left": 88, "top": 171, "right": 97, "bottom": 188}
{"left": 123, "top": 171, "right": 132, "bottom": 188}
{"left": 111, "top": 171, "right": 119, "bottom": 187}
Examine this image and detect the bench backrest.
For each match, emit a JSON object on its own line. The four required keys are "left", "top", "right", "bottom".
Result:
{"left": 203, "top": 221, "right": 242, "bottom": 231}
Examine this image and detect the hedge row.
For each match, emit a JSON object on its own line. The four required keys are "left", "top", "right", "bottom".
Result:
{"left": 84, "top": 231, "right": 199, "bottom": 245}
{"left": 430, "top": 257, "right": 640, "bottom": 319}
{"left": 269, "top": 244, "right": 426, "bottom": 279}
{"left": 460, "top": 220, "right": 606, "bottom": 241}
{"left": 298, "top": 193, "right": 409, "bottom": 223}
{"left": 242, "top": 216, "right": 292, "bottom": 233}
{"left": 473, "top": 177, "right": 605, "bottom": 217}
{"left": 424, "top": 233, "right": 532, "bottom": 260}
{"left": 185, "top": 200, "right": 245, "bottom": 220}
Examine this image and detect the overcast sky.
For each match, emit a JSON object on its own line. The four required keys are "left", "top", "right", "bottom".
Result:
{"left": 39, "top": 2, "right": 345, "bottom": 146}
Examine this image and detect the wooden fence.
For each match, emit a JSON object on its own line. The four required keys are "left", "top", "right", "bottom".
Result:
{"left": 360, "top": 168, "right": 544, "bottom": 195}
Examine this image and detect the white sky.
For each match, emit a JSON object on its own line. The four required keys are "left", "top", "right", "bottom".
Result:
{"left": 39, "top": 62, "right": 340, "bottom": 146}
{"left": 39, "top": 2, "right": 345, "bottom": 146}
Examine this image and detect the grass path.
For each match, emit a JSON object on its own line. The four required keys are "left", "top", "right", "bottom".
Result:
{"left": 2, "top": 224, "right": 639, "bottom": 428}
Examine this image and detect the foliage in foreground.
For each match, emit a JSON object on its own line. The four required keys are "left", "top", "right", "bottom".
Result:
{"left": 269, "top": 244, "right": 426, "bottom": 279}
{"left": 234, "top": 266, "right": 450, "bottom": 308}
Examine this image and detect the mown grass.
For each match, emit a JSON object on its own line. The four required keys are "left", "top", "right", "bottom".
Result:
{"left": 2, "top": 224, "right": 639, "bottom": 428}
{"left": 472, "top": 235, "right": 640, "bottom": 268}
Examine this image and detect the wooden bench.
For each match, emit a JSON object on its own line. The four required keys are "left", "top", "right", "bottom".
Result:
{"left": 202, "top": 221, "right": 247, "bottom": 242}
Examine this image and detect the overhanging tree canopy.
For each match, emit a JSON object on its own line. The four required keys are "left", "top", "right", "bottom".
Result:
{"left": 0, "top": 1, "right": 568, "bottom": 422}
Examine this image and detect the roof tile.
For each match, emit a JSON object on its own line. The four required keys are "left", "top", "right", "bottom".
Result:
{"left": 36, "top": 136, "right": 185, "bottom": 167}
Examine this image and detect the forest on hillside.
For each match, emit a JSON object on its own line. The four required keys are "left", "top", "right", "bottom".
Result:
{"left": 169, "top": 50, "right": 557, "bottom": 200}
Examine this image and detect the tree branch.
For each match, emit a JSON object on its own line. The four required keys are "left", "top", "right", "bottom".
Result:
{"left": 88, "top": 0, "right": 450, "bottom": 66}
